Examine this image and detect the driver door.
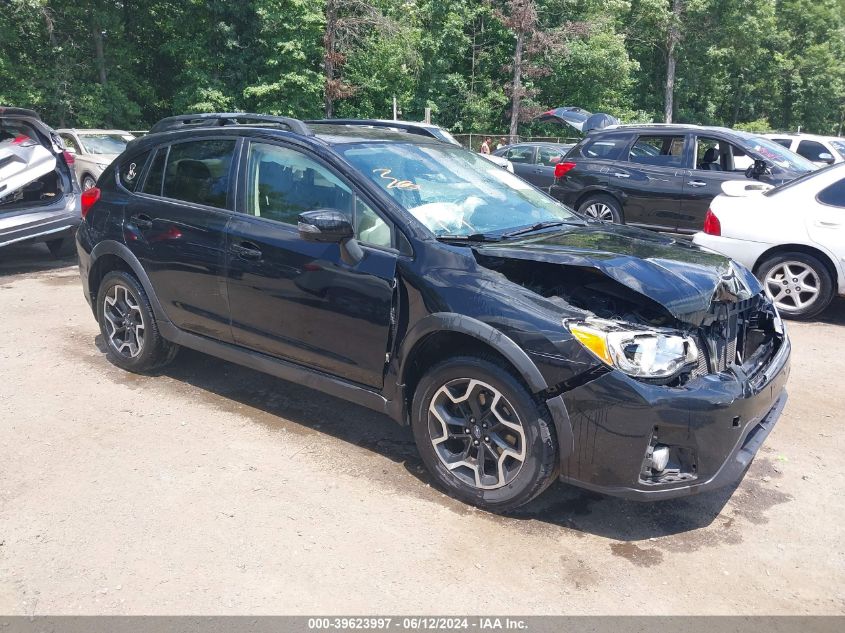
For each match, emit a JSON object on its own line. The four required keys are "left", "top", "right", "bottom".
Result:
{"left": 225, "top": 140, "right": 398, "bottom": 388}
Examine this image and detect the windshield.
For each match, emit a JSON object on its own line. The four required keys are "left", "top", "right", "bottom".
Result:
{"left": 339, "top": 142, "right": 579, "bottom": 237}
{"left": 79, "top": 133, "right": 134, "bottom": 155}
{"left": 745, "top": 135, "right": 817, "bottom": 173}
{"left": 429, "top": 128, "right": 461, "bottom": 147}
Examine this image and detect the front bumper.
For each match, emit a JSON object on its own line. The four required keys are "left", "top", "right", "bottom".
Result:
{"left": 554, "top": 334, "right": 791, "bottom": 501}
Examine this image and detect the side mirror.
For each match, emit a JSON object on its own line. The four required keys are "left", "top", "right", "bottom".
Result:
{"left": 298, "top": 209, "right": 353, "bottom": 243}
{"left": 298, "top": 209, "right": 363, "bottom": 265}
{"left": 818, "top": 152, "right": 835, "bottom": 165}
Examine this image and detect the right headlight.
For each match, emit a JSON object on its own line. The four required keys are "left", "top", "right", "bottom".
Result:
{"left": 566, "top": 318, "right": 699, "bottom": 379}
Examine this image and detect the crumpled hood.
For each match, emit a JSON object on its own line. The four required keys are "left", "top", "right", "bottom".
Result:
{"left": 473, "top": 224, "right": 762, "bottom": 325}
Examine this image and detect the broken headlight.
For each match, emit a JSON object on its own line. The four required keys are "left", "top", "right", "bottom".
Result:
{"left": 566, "top": 318, "right": 699, "bottom": 379}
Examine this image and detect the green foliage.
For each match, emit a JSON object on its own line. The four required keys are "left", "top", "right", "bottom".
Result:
{"left": 0, "top": 0, "right": 843, "bottom": 135}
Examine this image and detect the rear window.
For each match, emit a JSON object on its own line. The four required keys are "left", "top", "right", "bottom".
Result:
{"left": 579, "top": 135, "right": 629, "bottom": 160}
{"left": 161, "top": 139, "right": 236, "bottom": 209}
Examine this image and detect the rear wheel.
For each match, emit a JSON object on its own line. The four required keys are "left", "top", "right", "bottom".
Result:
{"left": 411, "top": 356, "right": 558, "bottom": 512}
{"left": 757, "top": 252, "right": 834, "bottom": 320}
{"left": 578, "top": 194, "right": 623, "bottom": 224}
{"left": 96, "top": 270, "right": 178, "bottom": 372}
{"left": 81, "top": 174, "right": 97, "bottom": 190}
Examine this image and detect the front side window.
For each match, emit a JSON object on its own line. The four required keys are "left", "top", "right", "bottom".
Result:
{"left": 338, "top": 142, "right": 579, "bottom": 238}
{"left": 817, "top": 177, "right": 845, "bottom": 208}
{"left": 695, "top": 137, "right": 722, "bottom": 171}
{"left": 629, "top": 135, "right": 685, "bottom": 167}
{"left": 246, "top": 143, "right": 391, "bottom": 247}
{"left": 60, "top": 134, "right": 80, "bottom": 153}
{"left": 161, "top": 139, "right": 235, "bottom": 209}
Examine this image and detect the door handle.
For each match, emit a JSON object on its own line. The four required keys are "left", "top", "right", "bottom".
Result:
{"left": 230, "top": 241, "right": 263, "bottom": 260}
{"left": 612, "top": 172, "right": 630, "bottom": 178}
{"left": 688, "top": 180, "right": 707, "bottom": 187}
{"left": 130, "top": 214, "right": 153, "bottom": 230}
{"left": 817, "top": 221, "right": 841, "bottom": 228}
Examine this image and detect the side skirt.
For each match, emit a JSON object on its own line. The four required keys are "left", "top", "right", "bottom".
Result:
{"left": 158, "top": 321, "right": 397, "bottom": 422}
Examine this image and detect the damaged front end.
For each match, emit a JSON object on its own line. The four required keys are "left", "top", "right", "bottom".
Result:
{"left": 472, "top": 226, "right": 790, "bottom": 500}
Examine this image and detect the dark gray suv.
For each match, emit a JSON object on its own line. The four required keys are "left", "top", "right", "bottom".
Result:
{"left": 550, "top": 124, "right": 816, "bottom": 234}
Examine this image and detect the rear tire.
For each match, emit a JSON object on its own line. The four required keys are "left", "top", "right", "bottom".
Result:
{"left": 81, "top": 175, "right": 97, "bottom": 190}
{"left": 411, "top": 356, "right": 558, "bottom": 513}
{"left": 96, "top": 270, "right": 178, "bottom": 372}
{"left": 757, "top": 252, "right": 834, "bottom": 320}
{"left": 578, "top": 194, "right": 623, "bottom": 224}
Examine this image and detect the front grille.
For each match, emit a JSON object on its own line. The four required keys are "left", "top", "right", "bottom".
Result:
{"left": 699, "top": 295, "right": 778, "bottom": 374}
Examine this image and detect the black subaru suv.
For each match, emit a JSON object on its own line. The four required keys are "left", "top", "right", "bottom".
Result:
{"left": 76, "top": 113, "right": 791, "bottom": 511}
{"left": 550, "top": 124, "right": 816, "bottom": 234}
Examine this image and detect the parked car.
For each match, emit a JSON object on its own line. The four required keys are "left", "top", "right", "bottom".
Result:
{"left": 312, "top": 118, "right": 514, "bottom": 172}
{"left": 57, "top": 128, "right": 135, "bottom": 190}
{"left": 763, "top": 133, "right": 845, "bottom": 167}
{"left": 0, "top": 107, "right": 81, "bottom": 255}
{"left": 693, "top": 164, "right": 845, "bottom": 319}
{"left": 492, "top": 142, "right": 574, "bottom": 187}
{"left": 76, "top": 112, "right": 790, "bottom": 511}
{"left": 550, "top": 124, "right": 817, "bottom": 233}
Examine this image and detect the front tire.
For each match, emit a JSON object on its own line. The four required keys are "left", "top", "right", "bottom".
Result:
{"left": 411, "top": 356, "right": 558, "bottom": 512}
{"left": 578, "top": 194, "right": 623, "bottom": 224}
{"left": 96, "top": 270, "right": 178, "bottom": 372}
{"left": 757, "top": 252, "right": 834, "bottom": 320}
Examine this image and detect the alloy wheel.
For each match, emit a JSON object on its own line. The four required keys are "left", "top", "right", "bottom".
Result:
{"left": 82, "top": 176, "right": 96, "bottom": 190}
{"left": 583, "top": 202, "right": 614, "bottom": 222}
{"left": 428, "top": 378, "right": 526, "bottom": 490}
{"left": 103, "top": 284, "right": 145, "bottom": 358}
{"left": 764, "top": 261, "right": 821, "bottom": 314}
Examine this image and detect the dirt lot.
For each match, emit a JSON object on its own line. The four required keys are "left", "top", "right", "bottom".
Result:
{"left": 1, "top": 242, "right": 843, "bottom": 615}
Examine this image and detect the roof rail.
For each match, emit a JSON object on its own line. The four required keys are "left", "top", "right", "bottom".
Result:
{"left": 148, "top": 113, "right": 312, "bottom": 136}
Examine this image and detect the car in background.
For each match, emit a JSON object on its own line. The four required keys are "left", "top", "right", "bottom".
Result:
{"left": 311, "top": 118, "right": 513, "bottom": 172}
{"left": 57, "top": 128, "right": 135, "bottom": 190}
{"left": 693, "top": 164, "right": 845, "bottom": 319}
{"left": 550, "top": 124, "right": 816, "bottom": 233}
{"left": 0, "top": 107, "right": 81, "bottom": 255}
{"left": 763, "top": 133, "right": 845, "bottom": 167}
{"left": 492, "top": 142, "right": 574, "bottom": 188}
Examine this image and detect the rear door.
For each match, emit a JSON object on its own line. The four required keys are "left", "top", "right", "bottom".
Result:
{"left": 676, "top": 135, "right": 739, "bottom": 233}
{"left": 807, "top": 176, "right": 845, "bottom": 264}
{"left": 225, "top": 139, "right": 398, "bottom": 388}
{"left": 124, "top": 137, "right": 236, "bottom": 342}
{"left": 530, "top": 145, "right": 566, "bottom": 188}
{"left": 613, "top": 133, "right": 686, "bottom": 231}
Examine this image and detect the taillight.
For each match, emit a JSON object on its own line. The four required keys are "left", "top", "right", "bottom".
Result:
{"left": 703, "top": 209, "right": 721, "bottom": 236}
{"left": 554, "top": 161, "right": 577, "bottom": 179}
{"left": 63, "top": 150, "right": 75, "bottom": 166}
{"left": 80, "top": 187, "right": 100, "bottom": 219}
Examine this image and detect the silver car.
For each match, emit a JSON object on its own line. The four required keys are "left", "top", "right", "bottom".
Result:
{"left": 56, "top": 128, "right": 135, "bottom": 190}
{"left": 0, "top": 107, "right": 81, "bottom": 255}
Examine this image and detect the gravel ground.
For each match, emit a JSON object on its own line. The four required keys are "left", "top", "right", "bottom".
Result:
{"left": 1, "top": 242, "right": 843, "bottom": 615}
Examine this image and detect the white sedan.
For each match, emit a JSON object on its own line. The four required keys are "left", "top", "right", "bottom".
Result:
{"left": 693, "top": 163, "right": 845, "bottom": 319}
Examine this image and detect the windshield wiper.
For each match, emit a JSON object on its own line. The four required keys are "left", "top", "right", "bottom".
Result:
{"left": 435, "top": 233, "right": 502, "bottom": 243}
{"left": 501, "top": 220, "right": 578, "bottom": 239}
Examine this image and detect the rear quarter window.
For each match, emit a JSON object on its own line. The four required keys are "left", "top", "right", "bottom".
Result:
{"left": 117, "top": 151, "right": 150, "bottom": 192}
{"left": 579, "top": 135, "right": 630, "bottom": 161}
{"left": 817, "top": 178, "right": 845, "bottom": 208}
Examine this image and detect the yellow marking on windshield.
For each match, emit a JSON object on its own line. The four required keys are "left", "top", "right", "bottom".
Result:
{"left": 373, "top": 168, "right": 421, "bottom": 190}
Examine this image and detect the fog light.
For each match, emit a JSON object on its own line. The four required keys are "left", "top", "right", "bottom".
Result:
{"left": 649, "top": 445, "right": 671, "bottom": 472}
